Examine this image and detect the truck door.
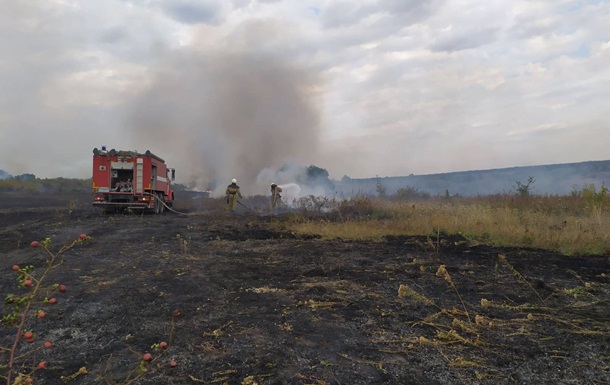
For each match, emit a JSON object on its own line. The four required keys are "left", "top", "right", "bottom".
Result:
{"left": 134, "top": 158, "right": 144, "bottom": 194}
{"left": 151, "top": 165, "right": 157, "bottom": 190}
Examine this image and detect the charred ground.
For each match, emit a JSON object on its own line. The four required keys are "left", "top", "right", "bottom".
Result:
{"left": 0, "top": 194, "right": 609, "bottom": 385}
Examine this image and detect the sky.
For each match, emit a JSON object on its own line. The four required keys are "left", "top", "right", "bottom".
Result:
{"left": 1, "top": 0, "right": 609, "bottom": 193}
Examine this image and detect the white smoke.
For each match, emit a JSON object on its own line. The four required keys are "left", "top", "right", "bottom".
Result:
{"left": 276, "top": 182, "right": 301, "bottom": 202}
{"left": 256, "top": 160, "right": 335, "bottom": 200}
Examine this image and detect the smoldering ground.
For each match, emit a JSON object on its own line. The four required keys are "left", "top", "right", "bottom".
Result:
{"left": 126, "top": 20, "right": 323, "bottom": 196}
{"left": 1, "top": 201, "right": 609, "bottom": 385}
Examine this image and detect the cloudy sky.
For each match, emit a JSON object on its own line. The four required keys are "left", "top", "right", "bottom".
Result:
{"left": 1, "top": 0, "right": 609, "bottom": 192}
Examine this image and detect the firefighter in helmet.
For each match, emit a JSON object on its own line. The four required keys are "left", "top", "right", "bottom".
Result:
{"left": 270, "top": 183, "right": 282, "bottom": 210}
{"left": 225, "top": 179, "right": 243, "bottom": 211}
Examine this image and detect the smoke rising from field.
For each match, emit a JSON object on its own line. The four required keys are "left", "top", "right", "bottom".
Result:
{"left": 127, "top": 22, "right": 321, "bottom": 195}
{"left": 256, "top": 161, "right": 335, "bottom": 197}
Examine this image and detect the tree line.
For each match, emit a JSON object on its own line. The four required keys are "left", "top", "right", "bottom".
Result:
{"left": 0, "top": 177, "right": 92, "bottom": 193}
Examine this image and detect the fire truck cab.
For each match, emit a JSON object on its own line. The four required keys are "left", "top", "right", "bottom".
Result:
{"left": 92, "top": 147, "right": 175, "bottom": 213}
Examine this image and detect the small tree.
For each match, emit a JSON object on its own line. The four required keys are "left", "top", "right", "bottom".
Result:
{"left": 395, "top": 186, "right": 430, "bottom": 200}
{"left": 514, "top": 176, "right": 535, "bottom": 197}
{"left": 375, "top": 176, "right": 387, "bottom": 198}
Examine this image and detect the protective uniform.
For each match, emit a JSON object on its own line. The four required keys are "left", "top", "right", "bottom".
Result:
{"left": 270, "top": 183, "right": 282, "bottom": 210}
{"left": 225, "top": 179, "right": 243, "bottom": 211}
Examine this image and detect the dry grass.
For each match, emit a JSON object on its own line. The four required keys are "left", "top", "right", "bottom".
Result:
{"left": 288, "top": 195, "right": 610, "bottom": 255}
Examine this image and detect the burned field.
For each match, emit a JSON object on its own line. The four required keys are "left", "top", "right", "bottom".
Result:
{"left": 0, "top": 201, "right": 609, "bottom": 385}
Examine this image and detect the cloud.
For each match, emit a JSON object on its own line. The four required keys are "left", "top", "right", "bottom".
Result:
{"left": 0, "top": 0, "right": 608, "bottom": 186}
{"left": 430, "top": 26, "right": 499, "bottom": 52}
{"left": 319, "top": 2, "right": 374, "bottom": 30}
{"left": 157, "top": 0, "right": 223, "bottom": 25}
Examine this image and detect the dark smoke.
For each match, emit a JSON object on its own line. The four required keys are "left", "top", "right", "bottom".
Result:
{"left": 127, "top": 21, "right": 321, "bottom": 195}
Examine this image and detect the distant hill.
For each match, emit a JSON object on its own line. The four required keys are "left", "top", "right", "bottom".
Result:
{"left": 335, "top": 160, "right": 610, "bottom": 197}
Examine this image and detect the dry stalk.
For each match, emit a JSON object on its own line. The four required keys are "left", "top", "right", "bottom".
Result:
{"left": 60, "top": 366, "right": 88, "bottom": 382}
{"left": 536, "top": 314, "right": 610, "bottom": 335}
{"left": 338, "top": 353, "right": 387, "bottom": 373}
{"left": 398, "top": 284, "right": 438, "bottom": 308}
{"left": 176, "top": 234, "right": 190, "bottom": 256}
{"left": 452, "top": 317, "right": 480, "bottom": 333}
{"left": 480, "top": 298, "right": 548, "bottom": 312}
{"left": 566, "top": 269, "right": 587, "bottom": 286}
{"left": 497, "top": 255, "right": 545, "bottom": 304}
{"left": 436, "top": 265, "right": 471, "bottom": 322}
{"left": 449, "top": 356, "right": 484, "bottom": 368}
{"left": 409, "top": 311, "right": 446, "bottom": 329}
{"left": 294, "top": 374, "right": 326, "bottom": 385}
{"left": 299, "top": 299, "right": 341, "bottom": 310}
{"left": 436, "top": 329, "right": 476, "bottom": 345}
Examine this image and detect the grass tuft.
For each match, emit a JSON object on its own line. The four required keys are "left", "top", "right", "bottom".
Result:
{"left": 288, "top": 196, "right": 610, "bottom": 255}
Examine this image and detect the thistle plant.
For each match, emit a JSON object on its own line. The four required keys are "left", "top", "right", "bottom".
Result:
{"left": 436, "top": 265, "right": 471, "bottom": 322}
{"left": 1, "top": 234, "right": 89, "bottom": 385}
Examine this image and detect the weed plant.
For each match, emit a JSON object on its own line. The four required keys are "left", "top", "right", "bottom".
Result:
{"left": 288, "top": 190, "right": 610, "bottom": 255}
{"left": 1, "top": 235, "right": 176, "bottom": 385}
{"left": 1, "top": 236, "right": 83, "bottom": 385}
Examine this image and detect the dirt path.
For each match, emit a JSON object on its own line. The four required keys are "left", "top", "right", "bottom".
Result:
{"left": 0, "top": 207, "right": 609, "bottom": 385}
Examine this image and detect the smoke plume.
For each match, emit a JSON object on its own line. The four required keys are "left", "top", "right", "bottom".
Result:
{"left": 127, "top": 21, "right": 321, "bottom": 195}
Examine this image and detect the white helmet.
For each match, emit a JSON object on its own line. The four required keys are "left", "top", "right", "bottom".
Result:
{"left": 231, "top": 179, "right": 237, "bottom": 183}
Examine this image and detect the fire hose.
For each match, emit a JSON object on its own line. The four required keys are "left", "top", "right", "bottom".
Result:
{"left": 133, "top": 192, "right": 259, "bottom": 216}
{"left": 152, "top": 193, "right": 257, "bottom": 216}
{"left": 236, "top": 200, "right": 257, "bottom": 214}
{"left": 143, "top": 192, "right": 196, "bottom": 216}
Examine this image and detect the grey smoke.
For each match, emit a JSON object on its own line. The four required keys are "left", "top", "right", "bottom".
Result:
{"left": 127, "top": 22, "right": 321, "bottom": 195}
{"left": 256, "top": 161, "right": 335, "bottom": 197}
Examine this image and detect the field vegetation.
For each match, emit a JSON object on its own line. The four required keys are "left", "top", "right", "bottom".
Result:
{"left": 0, "top": 178, "right": 91, "bottom": 194}
{"left": 2, "top": 176, "right": 609, "bottom": 255}
{"left": 285, "top": 183, "right": 610, "bottom": 256}
{"left": 0, "top": 179, "right": 609, "bottom": 384}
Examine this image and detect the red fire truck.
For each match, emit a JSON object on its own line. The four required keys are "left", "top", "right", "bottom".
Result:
{"left": 91, "top": 147, "right": 175, "bottom": 213}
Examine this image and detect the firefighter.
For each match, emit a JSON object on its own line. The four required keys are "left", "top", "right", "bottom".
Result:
{"left": 270, "top": 183, "right": 282, "bottom": 210}
{"left": 123, "top": 180, "right": 132, "bottom": 192}
{"left": 225, "top": 179, "right": 243, "bottom": 211}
